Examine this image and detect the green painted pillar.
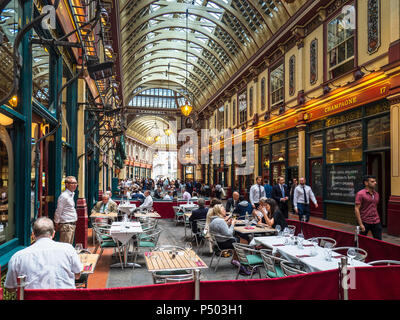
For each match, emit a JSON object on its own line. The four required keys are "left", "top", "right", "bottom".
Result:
{"left": 15, "top": 0, "right": 33, "bottom": 246}
{"left": 66, "top": 67, "right": 78, "bottom": 178}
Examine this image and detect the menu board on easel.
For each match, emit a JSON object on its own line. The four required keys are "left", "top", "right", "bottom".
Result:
{"left": 326, "top": 164, "right": 363, "bottom": 203}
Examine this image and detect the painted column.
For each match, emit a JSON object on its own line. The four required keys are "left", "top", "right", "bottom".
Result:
{"left": 76, "top": 79, "right": 88, "bottom": 247}
{"left": 297, "top": 123, "right": 306, "bottom": 180}
{"left": 389, "top": 0, "right": 400, "bottom": 63}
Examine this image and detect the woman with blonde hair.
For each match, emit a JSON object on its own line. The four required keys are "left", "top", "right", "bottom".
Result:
{"left": 208, "top": 204, "right": 237, "bottom": 249}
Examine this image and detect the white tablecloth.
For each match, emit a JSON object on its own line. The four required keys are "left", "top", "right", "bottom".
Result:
{"left": 252, "top": 236, "right": 370, "bottom": 272}
{"left": 118, "top": 203, "right": 137, "bottom": 215}
{"left": 180, "top": 203, "right": 198, "bottom": 211}
{"left": 110, "top": 221, "right": 143, "bottom": 245}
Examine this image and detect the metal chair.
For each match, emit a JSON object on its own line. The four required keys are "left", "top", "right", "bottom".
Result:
{"left": 367, "top": 260, "right": 400, "bottom": 266}
{"left": 173, "top": 206, "right": 184, "bottom": 225}
{"left": 232, "top": 243, "right": 263, "bottom": 279}
{"left": 192, "top": 219, "right": 207, "bottom": 252}
{"left": 280, "top": 261, "right": 307, "bottom": 276}
{"left": 92, "top": 222, "right": 112, "bottom": 254}
{"left": 307, "top": 237, "right": 337, "bottom": 248}
{"left": 331, "top": 247, "right": 368, "bottom": 262}
{"left": 209, "top": 233, "right": 235, "bottom": 272}
{"left": 133, "top": 227, "right": 163, "bottom": 267}
{"left": 153, "top": 272, "right": 194, "bottom": 284}
{"left": 93, "top": 225, "right": 124, "bottom": 269}
{"left": 260, "top": 249, "right": 288, "bottom": 278}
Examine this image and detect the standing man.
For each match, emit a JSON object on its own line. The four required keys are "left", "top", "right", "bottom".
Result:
{"left": 355, "top": 175, "right": 382, "bottom": 240}
{"left": 249, "top": 176, "right": 266, "bottom": 209}
{"left": 290, "top": 178, "right": 298, "bottom": 214}
{"left": 263, "top": 178, "right": 273, "bottom": 199}
{"left": 54, "top": 176, "right": 78, "bottom": 244}
{"left": 272, "top": 176, "right": 290, "bottom": 218}
{"left": 293, "top": 177, "right": 318, "bottom": 222}
{"left": 5, "top": 217, "right": 82, "bottom": 290}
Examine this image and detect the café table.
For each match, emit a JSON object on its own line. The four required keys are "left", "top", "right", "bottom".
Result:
{"left": 234, "top": 223, "right": 276, "bottom": 236}
{"left": 110, "top": 221, "right": 143, "bottom": 269}
{"left": 144, "top": 249, "right": 208, "bottom": 274}
{"left": 118, "top": 202, "right": 137, "bottom": 215}
{"left": 90, "top": 211, "right": 118, "bottom": 220}
{"left": 180, "top": 203, "right": 199, "bottom": 212}
{"left": 79, "top": 253, "right": 100, "bottom": 274}
{"left": 134, "top": 211, "right": 161, "bottom": 219}
{"left": 252, "top": 236, "right": 370, "bottom": 272}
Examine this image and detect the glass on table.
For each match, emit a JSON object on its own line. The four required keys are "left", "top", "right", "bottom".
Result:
{"left": 75, "top": 243, "right": 83, "bottom": 254}
{"left": 297, "top": 233, "right": 304, "bottom": 249}
{"left": 275, "top": 225, "right": 281, "bottom": 237}
{"left": 347, "top": 248, "right": 357, "bottom": 264}
{"left": 324, "top": 242, "right": 333, "bottom": 261}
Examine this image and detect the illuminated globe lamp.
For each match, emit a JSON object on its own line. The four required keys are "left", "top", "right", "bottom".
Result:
{"left": 154, "top": 135, "right": 161, "bottom": 142}
{"left": 8, "top": 95, "right": 18, "bottom": 108}
{"left": 180, "top": 101, "right": 193, "bottom": 117}
{"left": 164, "top": 126, "right": 173, "bottom": 137}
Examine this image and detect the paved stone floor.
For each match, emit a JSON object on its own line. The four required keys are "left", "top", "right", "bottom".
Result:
{"left": 85, "top": 206, "right": 400, "bottom": 289}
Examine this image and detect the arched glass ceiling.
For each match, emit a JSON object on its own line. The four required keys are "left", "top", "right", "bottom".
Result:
{"left": 128, "top": 88, "right": 185, "bottom": 109}
{"left": 120, "top": 0, "right": 308, "bottom": 109}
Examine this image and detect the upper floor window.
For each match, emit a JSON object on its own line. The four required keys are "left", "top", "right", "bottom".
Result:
{"left": 238, "top": 91, "right": 247, "bottom": 124}
{"left": 270, "top": 63, "right": 284, "bottom": 108}
{"left": 218, "top": 105, "right": 224, "bottom": 130}
{"left": 232, "top": 99, "right": 236, "bottom": 126}
{"left": 249, "top": 87, "right": 254, "bottom": 116}
{"left": 327, "top": 4, "right": 355, "bottom": 79}
{"left": 310, "top": 39, "right": 318, "bottom": 84}
{"left": 260, "top": 77, "right": 266, "bottom": 111}
{"left": 289, "top": 55, "right": 295, "bottom": 96}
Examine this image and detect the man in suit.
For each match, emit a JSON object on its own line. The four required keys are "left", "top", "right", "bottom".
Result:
{"left": 225, "top": 191, "right": 240, "bottom": 213}
{"left": 272, "top": 176, "right": 290, "bottom": 218}
{"left": 91, "top": 193, "right": 118, "bottom": 215}
{"left": 189, "top": 198, "right": 208, "bottom": 238}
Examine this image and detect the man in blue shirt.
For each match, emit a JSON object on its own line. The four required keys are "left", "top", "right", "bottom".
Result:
{"left": 264, "top": 179, "right": 273, "bottom": 199}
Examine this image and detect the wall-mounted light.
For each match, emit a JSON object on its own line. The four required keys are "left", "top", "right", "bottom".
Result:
{"left": 104, "top": 45, "right": 114, "bottom": 59}
{"left": 100, "top": 8, "right": 109, "bottom": 26}
{"left": 8, "top": 95, "right": 18, "bottom": 108}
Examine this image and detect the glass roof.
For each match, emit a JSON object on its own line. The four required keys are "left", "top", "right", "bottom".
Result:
{"left": 120, "top": 0, "right": 306, "bottom": 111}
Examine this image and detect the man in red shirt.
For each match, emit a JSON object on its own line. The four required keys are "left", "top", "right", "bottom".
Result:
{"left": 355, "top": 175, "right": 382, "bottom": 240}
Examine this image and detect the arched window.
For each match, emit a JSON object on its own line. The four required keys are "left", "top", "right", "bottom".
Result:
{"left": 289, "top": 55, "right": 295, "bottom": 96}
{"left": 261, "top": 77, "right": 266, "bottom": 111}
{"left": 310, "top": 39, "right": 318, "bottom": 85}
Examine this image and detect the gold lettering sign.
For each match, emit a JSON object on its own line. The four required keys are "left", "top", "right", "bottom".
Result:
{"left": 324, "top": 97, "right": 358, "bottom": 114}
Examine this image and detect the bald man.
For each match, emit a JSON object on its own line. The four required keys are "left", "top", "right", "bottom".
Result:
{"left": 91, "top": 194, "right": 118, "bottom": 214}
{"left": 226, "top": 191, "right": 240, "bottom": 213}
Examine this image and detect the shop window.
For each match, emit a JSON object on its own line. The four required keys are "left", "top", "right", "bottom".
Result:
{"left": 367, "top": 115, "right": 390, "bottom": 150}
{"left": 260, "top": 77, "right": 266, "bottom": 111}
{"left": 271, "top": 141, "right": 286, "bottom": 162}
{"left": 288, "top": 137, "right": 299, "bottom": 167}
{"left": 310, "top": 131, "right": 323, "bottom": 157}
{"left": 310, "top": 160, "right": 323, "bottom": 197}
{"left": 261, "top": 145, "right": 270, "bottom": 181}
{"left": 0, "top": 128, "right": 12, "bottom": 245}
{"left": 270, "top": 63, "right": 284, "bottom": 108}
{"left": 238, "top": 91, "right": 247, "bottom": 124}
{"left": 327, "top": 4, "right": 355, "bottom": 79}
{"left": 326, "top": 121, "right": 362, "bottom": 164}
{"left": 0, "top": 0, "right": 18, "bottom": 104}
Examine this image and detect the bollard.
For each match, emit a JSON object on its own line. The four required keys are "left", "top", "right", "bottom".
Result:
{"left": 17, "top": 275, "right": 26, "bottom": 301}
{"left": 354, "top": 226, "right": 360, "bottom": 248}
{"left": 194, "top": 269, "right": 200, "bottom": 300}
{"left": 340, "top": 257, "right": 349, "bottom": 301}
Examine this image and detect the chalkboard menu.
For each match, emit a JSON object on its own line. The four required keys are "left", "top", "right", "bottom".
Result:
{"left": 326, "top": 164, "right": 363, "bottom": 203}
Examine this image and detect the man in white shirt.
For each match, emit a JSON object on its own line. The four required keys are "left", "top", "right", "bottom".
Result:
{"left": 163, "top": 191, "right": 173, "bottom": 201}
{"left": 293, "top": 177, "right": 318, "bottom": 222}
{"left": 182, "top": 188, "right": 191, "bottom": 201}
{"left": 54, "top": 176, "right": 78, "bottom": 244}
{"left": 5, "top": 217, "right": 82, "bottom": 291}
{"left": 249, "top": 176, "right": 266, "bottom": 209}
{"left": 139, "top": 190, "right": 153, "bottom": 210}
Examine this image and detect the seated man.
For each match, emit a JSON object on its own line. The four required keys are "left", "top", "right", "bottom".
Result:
{"left": 189, "top": 198, "right": 208, "bottom": 238}
{"left": 5, "top": 217, "right": 82, "bottom": 290}
{"left": 237, "top": 196, "right": 254, "bottom": 218}
{"left": 153, "top": 186, "right": 163, "bottom": 200}
{"left": 91, "top": 194, "right": 118, "bottom": 215}
{"left": 139, "top": 190, "right": 153, "bottom": 210}
{"left": 225, "top": 191, "right": 240, "bottom": 213}
{"left": 182, "top": 188, "right": 191, "bottom": 201}
{"left": 163, "top": 191, "right": 173, "bottom": 200}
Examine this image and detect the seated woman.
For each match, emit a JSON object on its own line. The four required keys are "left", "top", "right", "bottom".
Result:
{"left": 262, "top": 198, "right": 288, "bottom": 230}
{"left": 208, "top": 204, "right": 238, "bottom": 250}
{"left": 252, "top": 197, "right": 268, "bottom": 224}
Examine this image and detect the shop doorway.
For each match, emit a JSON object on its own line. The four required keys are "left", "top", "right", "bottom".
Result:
{"left": 271, "top": 163, "right": 285, "bottom": 186}
{"left": 367, "top": 151, "right": 390, "bottom": 227}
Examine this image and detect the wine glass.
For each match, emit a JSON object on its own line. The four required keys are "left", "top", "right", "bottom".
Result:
{"left": 185, "top": 242, "right": 192, "bottom": 254}
{"left": 324, "top": 242, "right": 332, "bottom": 261}
{"left": 297, "top": 233, "right": 304, "bottom": 249}
{"left": 275, "top": 225, "right": 281, "bottom": 237}
{"left": 347, "top": 248, "right": 357, "bottom": 264}
{"left": 75, "top": 243, "right": 83, "bottom": 254}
